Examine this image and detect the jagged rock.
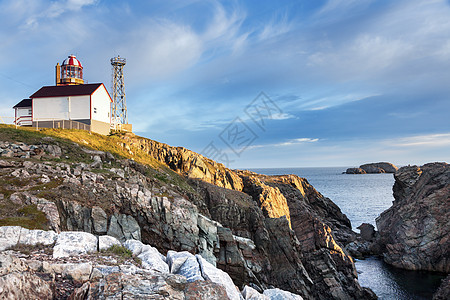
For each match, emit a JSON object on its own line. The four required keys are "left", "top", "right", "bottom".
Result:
{"left": 18, "top": 228, "right": 57, "bottom": 246}
{"left": 124, "top": 239, "right": 169, "bottom": 273}
{"left": 376, "top": 162, "right": 449, "bottom": 272}
{"left": 138, "top": 245, "right": 170, "bottom": 273}
{"left": 242, "top": 285, "right": 269, "bottom": 300}
{"left": 107, "top": 213, "right": 141, "bottom": 242}
{"left": 0, "top": 253, "right": 28, "bottom": 275}
{"left": 263, "top": 288, "right": 304, "bottom": 300}
{"left": 53, "top": 231, "right": 98, "bottom": 258}
{"left": 197, "top": 214, "right": 219, "bottom": 266}
{"left": 98, "top": 235, "right": 121, "bottom": 251}
{"left": 185, "top": 280, "right": 230, "bottom": 299}
{"left": 166, "top": 251, "right": 204, "bottom": 282}
{"left": 27, "top": 196, "right": 61, "bottom": 232}
{"left": 0, "top": 254, "right": 54, "bottom": 299}
{"left": 357, "top": 223, "right": 375, "bottom": 241}
{"left": 70, "top": 272, "right": 186, "bottom": 299}
{"left": 90, "top": 155, "right": 102, "bottom": 168}
{"left": 0, "top": 160, "right": 14, "bottom": 168}
{"left": 433, "top": 274, "right": 450, "bottom": 300}
{"left": 197, "top": 254, "right": 242, "bottom": 300}
{"left": 91, "top": 206, "right": 108, "bottom": 234}
{"left": 43, "top": 144, "right": 62, "bottom": 157}
{"left": 124, "top": 239, "right": 147, "bottom": 256}
{"left": 0, "top": 272, "right": 54, "bottom": 299}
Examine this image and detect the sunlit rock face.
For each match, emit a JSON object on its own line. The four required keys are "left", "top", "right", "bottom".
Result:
{"left": 377, "top": 162, "right": 449, "bottom": 272}
{"left": 116, "top": 134, "right": 374, "bottom": 299}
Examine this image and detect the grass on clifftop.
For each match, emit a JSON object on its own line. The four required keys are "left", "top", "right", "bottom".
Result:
{"left": 0, "top": 124, "right": 197, "bottom": 196}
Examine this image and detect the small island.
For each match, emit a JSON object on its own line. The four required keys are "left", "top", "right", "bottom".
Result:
{"left": 346, "top": 162, "right": 398, "bottom": 174}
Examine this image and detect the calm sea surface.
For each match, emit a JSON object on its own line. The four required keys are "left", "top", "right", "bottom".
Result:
{"left": 250, "top": 167, "right": 445, "bottom": 300}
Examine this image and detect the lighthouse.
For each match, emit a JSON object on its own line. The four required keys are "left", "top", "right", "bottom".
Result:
{"left": 13, "top": 54, "right": 113, "bottom": 135}
{"left": 56, "top": 55, "right": 84, "bottom": 85}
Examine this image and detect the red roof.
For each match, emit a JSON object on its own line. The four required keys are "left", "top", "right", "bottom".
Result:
{"left": 62, "top": 55, "right": 83, "bottom": 68}
{"left": 30, "top": 83, "right": 106, "bottom": 98}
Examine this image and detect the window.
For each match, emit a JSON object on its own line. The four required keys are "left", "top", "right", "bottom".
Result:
{"left": 28, "top": 109, "right": 32, "bottom": 115}
{"left": 94, "top": 107, "right": 97, "bottom": 114}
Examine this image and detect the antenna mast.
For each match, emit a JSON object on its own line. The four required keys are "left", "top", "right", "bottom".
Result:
{"left": 111, "top": 56, "right": 127, "bottom": 128}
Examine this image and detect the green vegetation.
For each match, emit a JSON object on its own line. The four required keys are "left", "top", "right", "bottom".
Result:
{"left": 102, "top": 244, "right": 133, "bottom": 258}
{"left": 100, "top": 244, "right": 142, "bottom": 266}
{"left": 0, "top": 204, "right": 48, "bottom": 230}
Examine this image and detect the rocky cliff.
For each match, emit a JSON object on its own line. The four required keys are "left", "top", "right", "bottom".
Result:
{"left": 0, "top": 126, "right": 375, "bottom": 299}
{"left": 376, "top": 162, "right": 449, "bottom": 272}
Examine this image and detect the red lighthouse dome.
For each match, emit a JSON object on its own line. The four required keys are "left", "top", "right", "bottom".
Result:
{"left": 56, "top": 55, "right": 84, "bottom": 85}
{"left": 62, "top": 55, "right": 83, "bottom": 68}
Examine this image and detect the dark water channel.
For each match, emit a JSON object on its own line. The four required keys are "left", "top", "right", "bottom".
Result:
{"left": 251, "top": 167, "right": 446, "bottom": 299}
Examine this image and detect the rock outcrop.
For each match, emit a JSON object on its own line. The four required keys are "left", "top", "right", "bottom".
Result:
{"left": 376, "top": 162, "right": 449, "bottom": 272}
{"left": 346, "top": 162, "right": 398, "bottom": 174}
{"left": 0, "top": 225, "right": 306, "bottom": 300}
{"left": 0, "top": 128, "right": 376, "bottom": 299}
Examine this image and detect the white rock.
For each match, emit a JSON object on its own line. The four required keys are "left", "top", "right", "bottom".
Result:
{"left": 137, "top": 246, "right": 169, "bottom": 273}
{"left": 242, "top": 286, "right": 269, "bottom": 300}
{"left": 124, "top": 239, "right": 145, "bottom": 256}
{"left": 196, "top": 254, "right": 241, "bottom": 300}
{"left": 18, "top": 229, "right": 57, "bottom": 246}
{"left": 263, "top": 288, "right": 304, "bottom": 300}
{"left": 0, "top": 226, "right": 23, "bottom": 251}
{"left": 53, "top": 231, "right": 98, "bottom": 258}
{"left": 166, "top": 251, "right": 203, "bottom": 282}
{"left": 166, "top": 250, "right": 190, "bottom": 273}
{"left": 99, "top": 235, "right": 121, "bottom": 251}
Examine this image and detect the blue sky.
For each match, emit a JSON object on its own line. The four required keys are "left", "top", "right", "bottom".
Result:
{"left": 1, "top": 0, "right": 449, "bottom": 168}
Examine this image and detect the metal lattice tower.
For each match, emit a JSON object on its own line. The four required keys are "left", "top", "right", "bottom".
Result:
{"left": 111, "top": 56, "right": 127, "bottom": 126}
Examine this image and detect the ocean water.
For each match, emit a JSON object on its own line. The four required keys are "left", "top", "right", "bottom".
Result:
{"left": 250, "top": 167, "right": 445, "bottom": 300}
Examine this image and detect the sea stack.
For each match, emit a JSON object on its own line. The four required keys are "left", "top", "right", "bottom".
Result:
{"left": 346, "top": 162, "right": 398, "bottom": 174}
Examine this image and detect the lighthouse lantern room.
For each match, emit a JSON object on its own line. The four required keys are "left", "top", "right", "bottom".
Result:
{"left": 56, "top": 55, "right": 84, "bottom": 86}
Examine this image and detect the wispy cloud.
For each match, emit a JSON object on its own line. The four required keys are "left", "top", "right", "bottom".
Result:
{"left": 388, "top": 133, "right": 450, "bottom": 148}
{"left": 247, "top": 137, "right": 319, "bottom": 150}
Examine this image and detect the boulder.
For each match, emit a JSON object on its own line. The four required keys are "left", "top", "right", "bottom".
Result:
{"left": 376, "top": 162, "right": 449, "bottom": 272}
{"left": 53, "top": 231, "right": 98, "bottom": 258}
{"left": 263, "top": 288, "right": 304, "bottom": 300}
{"left": 138, "top": 248, "right": 169, "bottom": 273}
{"left": 242, "top": 285, "right": 269, "bottom": 300}
{"left": 124, "top": 241, "right": 169, "bottom": 273}
{"left": 166, "top": 251, "right": 203, "bottom": 282}
{"left": 197, "top": 254, "right": 241, "bottom": 300}
{"left": 18, "top": 228, "right": 57, "bottom": 246}
{"left": 98, "top": 235, "right": 121, "bottom": 251}
{"left": 0, "top": 226, "right": 22, "bottom": 251}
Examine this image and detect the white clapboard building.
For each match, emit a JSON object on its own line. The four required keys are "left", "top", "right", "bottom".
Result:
{"left": 13, "top": 55, "right": 112, "bottom": 135}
